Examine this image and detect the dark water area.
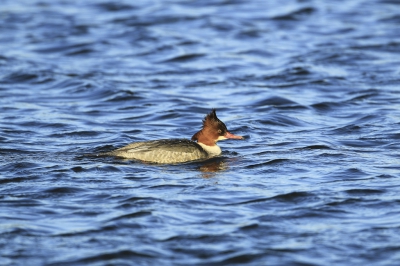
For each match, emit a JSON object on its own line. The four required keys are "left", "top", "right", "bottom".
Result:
{"left": 1, "top": 0, "right": 400, "bottom": 265}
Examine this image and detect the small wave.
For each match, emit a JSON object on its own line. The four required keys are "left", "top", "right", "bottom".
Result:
{"left": 253, "top": 96, "right": 298, "bottom": 107}
{"left": 105, "top": 90, "right": 144, "bottom": 102}
{"left": 325, "top": 168, "right": 368, "bottom": 180}
{"left": 33, "top": 42, "right": 96, "bottom": 56}
{"left": 245, "top": 158, "right": 290, "bottom": 169}
{"left": 1, "top": 71, "right": 54, "bottom": 85}
{"left": 107, "top": 211, "right": 152, "bottom": 222}
{"left": 41, "top": 186, "right": 88, "bottom": 195}
{"left": 345, "top": 189, "right": 386, "bottom": 195}
{"left": 271, "top": 7, "right": 316, "bottom": 21}
{"left": 271, "top": 191, "right": 314, "bottom": 203}
{"left": 311, "top": 101, "right": 342, "bottom": 112}
{"left": 94, "top": 2, "right": 136, "bottom": 12}
{"left": 296, "top": 144, "right": 333, "bottom": 150}
{"left": 259, "top": 114, "right": 307, "bottom": 127}
{"left": 162, "top": 53, "right": 205, "bottom": 63}
{"left": 50, "top": 249, "right": 156, "bottom": 266}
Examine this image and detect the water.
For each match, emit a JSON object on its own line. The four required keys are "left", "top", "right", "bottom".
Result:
{"left": 1, "top": 0, "right": 400, "bottom": 265}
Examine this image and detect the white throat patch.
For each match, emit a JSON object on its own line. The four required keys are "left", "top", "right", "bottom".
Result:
{"left": 217, "top": 135, "right": 227, "bottom": 141}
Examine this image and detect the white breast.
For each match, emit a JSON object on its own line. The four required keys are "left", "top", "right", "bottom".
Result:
{"left": 198, "top": 143, "right": 221, "bottom": 156}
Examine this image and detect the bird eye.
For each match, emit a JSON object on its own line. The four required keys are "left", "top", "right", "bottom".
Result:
{"left": 217, "top": 129, "right": 222, "bottom": 134}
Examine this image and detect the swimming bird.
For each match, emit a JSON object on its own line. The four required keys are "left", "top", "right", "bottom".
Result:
{"left": 103, "top": 109, "right": 243, "bottom": 164}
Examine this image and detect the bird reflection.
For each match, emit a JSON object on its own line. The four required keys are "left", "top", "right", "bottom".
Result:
{"left": 199, "top": 160, "right": 225, "bottom": 172}
{"left": 196, "top": 157, "right": 229, "bottom": 178}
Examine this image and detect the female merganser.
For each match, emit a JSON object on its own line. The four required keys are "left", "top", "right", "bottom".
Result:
{"left": 104, "top": 109, "right": 243, "bottom": 164}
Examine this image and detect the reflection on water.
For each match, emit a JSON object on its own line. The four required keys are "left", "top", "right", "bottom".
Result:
{"left": 116, "top": 156, "right": 229, "bottom": 178}
{"left": 198, "top": 158, "right": 228, "bottom": 178}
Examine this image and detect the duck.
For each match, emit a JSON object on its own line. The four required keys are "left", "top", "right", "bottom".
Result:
{"left": 103, "top": 109, "right": 243, "bottom": 164}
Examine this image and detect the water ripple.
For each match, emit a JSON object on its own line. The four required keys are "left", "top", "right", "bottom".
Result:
{"left": 1, "top": 0, "right": 400, "bottom": 265}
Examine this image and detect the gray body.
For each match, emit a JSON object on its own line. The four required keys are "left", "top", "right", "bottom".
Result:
{"left": 105, "top": 139, "right": 210, "bottom": 164}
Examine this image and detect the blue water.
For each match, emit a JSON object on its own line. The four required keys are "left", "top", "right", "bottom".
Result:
{"left": 1, "top": 0, "right": 400, "bottom": 265}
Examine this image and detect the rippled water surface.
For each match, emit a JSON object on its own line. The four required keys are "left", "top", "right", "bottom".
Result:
{"left": 1, "top": 0, "right": 400, "bottom": 265}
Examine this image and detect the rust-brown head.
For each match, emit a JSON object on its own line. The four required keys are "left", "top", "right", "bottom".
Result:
{"left": 191, "top": 109, "right": 243, "bottom": 146}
